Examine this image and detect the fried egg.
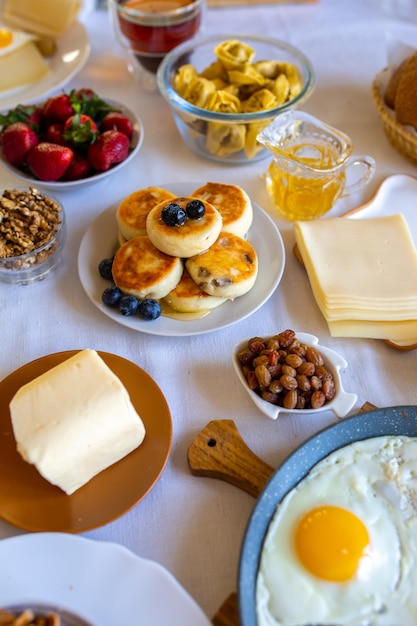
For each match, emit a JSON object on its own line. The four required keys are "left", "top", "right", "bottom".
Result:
{"left": 0, "top": 26, "right": 36, "bottom": 56}
{"left": 256, "top": 435, "right": 417, "bottom": 625}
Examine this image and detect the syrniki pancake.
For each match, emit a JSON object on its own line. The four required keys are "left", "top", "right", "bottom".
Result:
{"left": 112, "top": 236, "right": 183, "bottom": 300}
{"left": 146, "top": 196, "right": 222, "bottom": 258}
{"left": 191, "top": 182, "right": 253, "bottom": 238}
{"left": 163, "top": 268, "right": 227, "bottom": 313}
{"left": 185, "top": 232, "right": 258, "bottom": 299}
{"left": 116, "top": 186, "right": 176, "bottom": 241}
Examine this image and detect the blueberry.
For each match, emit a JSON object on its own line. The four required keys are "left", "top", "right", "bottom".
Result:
{"left": 138, "top": 298, "right": 161, "bottom": 321}
{"left": 102, "top": 285, "right": 122, "bottom": 307}
{"left": 119, "top": 295, "right": 140, "bottom": 316}
{"left": 161, "top": 203, "right": 186, "bottom": 226}
{"left": 98, "top": 257, "right": 114, "bottom": 280}
{"left": 186, "top": 199, "right": 205, "bottom": 219}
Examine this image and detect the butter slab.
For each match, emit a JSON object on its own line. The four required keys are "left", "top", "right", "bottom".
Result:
{"left": 9, "top": 349, "right": 146, "bottom": 495}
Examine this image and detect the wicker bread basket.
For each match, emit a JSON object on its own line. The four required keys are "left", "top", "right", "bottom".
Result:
{"left": 372, "top": 73, "right": 417, "bottom": 166}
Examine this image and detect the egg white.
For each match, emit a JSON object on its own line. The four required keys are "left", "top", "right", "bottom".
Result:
{"left": 0, "top": 25, "right": 36, "bottom": 58}
{"left": 256, "top": 435, "right": 417, "bottom": 626}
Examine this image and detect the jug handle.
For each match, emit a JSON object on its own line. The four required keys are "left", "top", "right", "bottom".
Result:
{"left": 342, "top": 154, "right": 376, "bottom": 197}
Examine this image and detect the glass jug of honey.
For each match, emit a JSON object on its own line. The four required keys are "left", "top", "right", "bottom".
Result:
{"left": 257, "top": 112, "right": 376, "bottom": 221}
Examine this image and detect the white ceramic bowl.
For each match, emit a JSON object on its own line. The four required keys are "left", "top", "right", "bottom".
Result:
{"left": 0, "top": 187, "right": 65, "bottom": 284}
{"left": 0, "top": 100, "right": 143, "bottom": 190}
{"left": 232, "top": 332, "right": 357, "bottom": 419}
{"left": 157, "top": 33, "right": 315, "bottom": 164}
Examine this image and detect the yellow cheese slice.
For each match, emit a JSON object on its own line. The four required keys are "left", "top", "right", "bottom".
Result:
{"left": 3, "top": 0, "right": 81, "bottom": 37}
{"left": 9, "top": 349, "right": 146, "bottom": 495}
{"left": 0, "top": 42, "right": 49, "bottom": 92}
{"left": 311, "top": 296, "right": 417, "bottom": 322}
{"left": 294, "top": 214, "right": 417, "bottom": 321}
{"left": 328, "top": 318, "right": 417, "bottom": 340}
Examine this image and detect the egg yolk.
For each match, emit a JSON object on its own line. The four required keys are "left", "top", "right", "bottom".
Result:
{"left": 294, "top": 505, "right": 369, "bottom": 582}
{"left": 0, "top": 29, "right": 13, "bottom": 48}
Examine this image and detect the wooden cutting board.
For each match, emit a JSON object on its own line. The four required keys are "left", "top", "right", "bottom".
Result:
{"left": 208, "top": 0, "right": 316, "bottom": 5}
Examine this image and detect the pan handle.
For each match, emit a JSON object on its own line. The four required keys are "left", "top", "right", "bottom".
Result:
{"left": 187, "top": 420, "right": 274, "bottom": 498}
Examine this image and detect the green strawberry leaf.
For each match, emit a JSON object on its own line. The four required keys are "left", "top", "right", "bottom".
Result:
{"left": 63, "top": 113, "right": 99, "bottom": 145}
{"left": 69, "top": 89, "right": 119, "bottom": 121}
{"left": 0, "top": 105, "right": 40, "bottom": 132}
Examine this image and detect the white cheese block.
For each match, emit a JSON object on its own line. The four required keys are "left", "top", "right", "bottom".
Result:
{"left": 3, "top": 0, "right": 81, "bottom": 37}
{"left": 9, "top": 349, "right": 146, "bottom": 495}
{"left": 0, "top": 42, "right": 50, "bottom": 93}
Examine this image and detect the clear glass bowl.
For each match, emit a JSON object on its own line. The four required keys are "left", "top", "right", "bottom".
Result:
{"left": 0, "top": 188, "right": 65, "bottom": 285}
{"left": 2, "top": 604, "right": 95, "bottom": 626}
{"left": 157, "top": 33, "right": 315, "bottom": 164}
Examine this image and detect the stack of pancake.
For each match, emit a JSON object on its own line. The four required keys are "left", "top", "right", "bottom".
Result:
{"left": 112, "top": 182, "right": 258, "bottom": 314}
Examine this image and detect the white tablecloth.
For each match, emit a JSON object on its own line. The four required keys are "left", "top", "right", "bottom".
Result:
{"left": 1, "top": 0, "right": 417, "bottom": 621}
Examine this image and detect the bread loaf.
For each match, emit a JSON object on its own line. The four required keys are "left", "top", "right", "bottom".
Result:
{"left": 385, "top": 51, "right": 417, "bottom": 129}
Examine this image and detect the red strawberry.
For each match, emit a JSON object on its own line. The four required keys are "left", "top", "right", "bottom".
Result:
{"left": 45, "top": 123, "right": 68, "bottom": 146}
{"left": 27, "top": 142, "right": 74, "bottom": 181}
{"left": 24, "top": 105, "right": 43, "bottom": 128}
{"left": 63, "top": 113, "right": 99, "bottom": 145}
{"left": 42, "top": 94, "right": 74, "bottom": 124}
{"left": 101, "top": 112, "right": 134, "bottom": 139}
{"left": 88, "top": 130, "right": 129, "bottom": 171}
{"left": 1, "top": 122, "right": 38, "bottom": 166}
{"left": 61, "top": 152, "right": 92, "bottom": 181}
{"left": 73, "top": 87, "right": 96, "bottom": 101}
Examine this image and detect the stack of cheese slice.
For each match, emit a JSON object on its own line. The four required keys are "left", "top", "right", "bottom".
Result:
{"left": 294, "top": 213, "right": 417, "bottom": 341}
{"left": 9, "top": 349, "right": 146, "bottom": 495}
{"left": 3, "top": 0, "right": 81, "bottom": 37}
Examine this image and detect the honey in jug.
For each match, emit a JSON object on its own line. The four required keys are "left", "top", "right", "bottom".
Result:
{"left": 265, "top": 141, "right": 346, "bottom": 221}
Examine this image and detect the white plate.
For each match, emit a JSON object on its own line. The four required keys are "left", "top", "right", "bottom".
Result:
{"left": 0, "top": 101, "right": 144, "bottom": 190}
{"left": 345, "top": 173, "right": 417, "bottom": 350}
{"left": 78, "top": 183, "right": 286, "bottom": 336}
{"left": 0, "top": 533, "right": 211, "bottom": 626}
{"left": 0, "top": 21, "right": 90, "bottom": 110}
{"left": 346, "top": 173, "right": 417, "bottom": 245}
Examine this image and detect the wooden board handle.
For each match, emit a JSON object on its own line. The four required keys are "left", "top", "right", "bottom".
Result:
{"left": 187, "top": 420, "right": 274, "bottom": 498}
{"left": 212, "top": 592, "right": 239, "bottom": 626}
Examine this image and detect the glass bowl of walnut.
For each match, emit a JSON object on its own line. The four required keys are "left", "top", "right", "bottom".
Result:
{"left": 233, "top": 330, "right": 357, "bottom": 419}
{"left": 0, "top": 604, "right": 96, "bottom": 625}
{"left": 0, "top": 187, "right": 65, "bottom": 285}
{"left": 0, "top": 604, "right": 92, "bottom": 626}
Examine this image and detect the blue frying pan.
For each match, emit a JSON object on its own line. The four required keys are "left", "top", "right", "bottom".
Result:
{"left": 188, "top": 405, "right": 417, "bottom": 625}
{"left": 238, "top": 405, "right": 417, "bottom": 625}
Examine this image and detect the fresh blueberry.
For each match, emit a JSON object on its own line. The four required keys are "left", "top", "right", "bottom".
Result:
{"left": 138, "top": 298, "right": 162, "bottom": 321}
{"left": 161, "top": 203, "right": 186, "bottom": 226}
{"left": 102, "top": 285, "right": 122, "bottom": 306}
{"left": 119, "top": 295, "right": 140, "bottom": 316}
{"left": 186, "top": 199, "right": 205, "bottom": 219}
{"left": 98, "top": 257, "right": 114, "bottom": 280}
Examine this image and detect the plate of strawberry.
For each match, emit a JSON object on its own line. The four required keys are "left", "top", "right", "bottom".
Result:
{"left": 0, "top": 87, "right": 143, "bottom": 188}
